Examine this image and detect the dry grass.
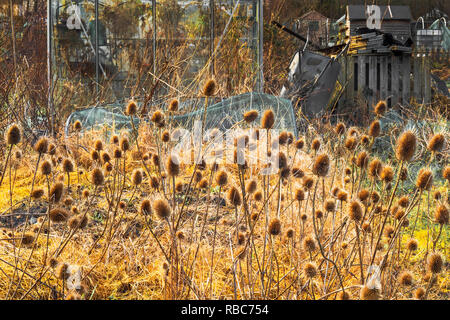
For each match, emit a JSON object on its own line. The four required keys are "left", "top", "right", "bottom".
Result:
{"left": 0, "top": 95, "right": 448, "bottom": 300}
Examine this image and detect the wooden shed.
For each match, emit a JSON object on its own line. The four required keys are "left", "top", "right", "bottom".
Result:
{"left": 346, "top": 5, "right": 413, "bottom": 43}
{"left": 338, "top": 5, "right": 417, "bottom": 108}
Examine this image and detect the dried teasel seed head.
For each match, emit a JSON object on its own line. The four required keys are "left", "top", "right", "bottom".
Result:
{"left": 303, "top": 236, "right": 316, "bottom": 251}
{"left": 168, "top": 99, "right": 179, "bottom": 112}
{"left": 435, "top": 205, "right": 449, "bottom": 225}
{"left": 202, "top": 79, "right": 217, "bottom": 96}
{"left": 111, "top": 135, "right": 119, "bottom": 144}
{"left": 91, "top": 168, "right": 104, "bottom": 186}
{"left": 254, "top": 190, "right": 263, "bottom": 202}
{"left": 374, "top": 100, "right": 387, "bottom": 116}
{"left": 246, "top": 179, "right": 257, "bottom": 194}
{"left": 303, "top": 262, "right": 318, "bottom": 278}
{"left": 443, "top": 166, "right": 450, "bottom": 182}
{"left": 427, "top": 133, "right": 445, "bottom": 153}
{"left": 113, "top": 148, "right": 122, "bottom": 159}
{"left": 125, "top": 100, "right": 138, "bottom": 116}
{"left": 348, "top": 200, "right": 363, "bottom": 222}
{"left": 151, "top": 110, "right": 164, "bottom": 124}
{"left": 427, "top": 252, "right": 443, "bottom": 274}
{"left": 49, "top": 182, "right": 64, "bottom": 203}
{"left": 120, "top": 137, "right": 130, "bottom": 152}
{"left": 360, "top": 286, "right": 380, "bottom": 300}
{"left": 278, "top": 131, "right": 288, "bottom": 145}
{"left": 380, "top": 166, "right": 394, "bottom": 183}
{"left": 268, "top": 218, "right": 281, "bottom": 236}
{"left": 161, "top": 130, "right": 170, "bottom": 143}
{"left": 73, "top": 120, "right": 82, "bottom": 131}
{"left": 132, "top": 169, "right": 143, "bottom": 186}
{"left": 312, "top": 154, "right": 330, "bottom": 177}
{"left": 215, "top": 170, "right": 228, "bottom": 187}
{"left": 31, "top": 188, "right": 45, "bottom": 199}
{"left": 91, "top": 150, "right": 99, "bottom": 161}
{"left": 368, "top": 120, "right": 381, "bottom": 138}
{"left": 49, "top": 208, "right": 70, "bottom": 223}
{"left": 368, "top": 158, "right": 383, "bottom": 180}
{"left": 337, "top": 191, "right": 348, "bottom": 202}
{"left": 62, "top": 158, "right": 74, "bottom": 173}
{"left": 243, "top": 110, "right": 258, "bottom": 123}
{"left": 261, "top": 110, "right": 275, "bottom": 129}
{"left": 335, "top": 122, "right": 346, "bottom": 135}
{"left": 6, "top": 124, "right": 21, "bottom": 145}
{"left": 295, "top": 138, "right": 304, "bottom": 150}
{"left": 295, "top": 188, "right": 305, "bottom": 201}
{"left": 292, "top": 167, "right": 304, "bottom": 179}
{"left": 344, "top": 136, "right": 357, "bottom": 151}
{"left": 302, "top": 177, "right": 314, "bottom": 190}
{"left": 139, "top": 199, "right": 151, "bottom": 215}
{"left": 153, "top": 198, "right": 171, "bottom": 220}
{"left": 34, "top": 137, "right": 48, "bottom": 154}
{"left": 407, "top": 238, "right": 418, "bottom": 251}
{"left": 414, "top": 287, "right": 425, "bottom": 300}
{"left": 325, "top": 199, "right": 336, "bottom": 212}
{"left": 356, "top": 151, "right": 369, "bottom": 169}
{"left": 311, "top": 138, "right": 321, "bottom": 151}
{"left": 166, "top": 154, "right": 180, "bottom": 177}
{"left": 358, "top": 189, "right": 370, "bottom": 202}
{"left": 395, "top": 131, "right": 416, "bottom": 162}
{"left": 416, "top": 168, "right": 433, "bottom": 190}
{"left": 94, "top": 139, "right": 103, "bottom": 151}
{"left": 40, "top": 160, "right": 52, "bottom": 176}
{"left": 227, "top": 186, "right": 242, "bottom": 207}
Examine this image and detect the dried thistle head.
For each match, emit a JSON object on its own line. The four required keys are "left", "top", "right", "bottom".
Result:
{"left": 49, "top": 182, "right": 64, "bottom": 203}
{"left": 49, "top": 208, "right": 70, "bottom": 223}
{"left": 303, "top": 262, "right": 318, "bottom": 278}
{"left": 268, "top": 218, "right": 281, "bottom": 236}
{"left": 153, "top": 198, "right": 171, "bottom": 220}
{"left": 132, "top": 169, "right": 143, "bottom": 186}
{"left": 435, "top": 205, "right": 449, "bottom": 225}
{"left": 73, "top": 120, "right": 82, "bottom": 131}
{"left": 40, "top": 160, "right": 52, "bottom": 176}
{"left": 395, "top": 130, "right": 416, "bottom": 162}
{"left": 380, "top": 166, "right": 394, "bottom": 183}
{"left": 34, "top": 137, "right": 48, "bottom": 154}
{"left": 227, "top": 186, "right": 242, "bottom": 207}
{"left": 374, "top": 100, "right": 387, "bottom": 116}
{"left": 125, "top": 100, "right": 138, "bottom": 116}
{"left": 168, "top": 99, "right": 179, "bottom": 112}
{"left": 368, "top": 158, "right": 383, "bottom": 180}
{"left": 348, "top": 200, "right": 363, "bottom": 222}
{"left": 216, "top": 170, "right": 228, "bottom": 187}
{"left": 368, "top": 120, "right": 381, "bottom": 137}
{"left": 416, "top": 168, "right": 433, "bottom": 190}
{"left": 261, "top": 110, "right": 275, "bottom": 129}
{"left": 311, "top": 138, "right": 321, "bottom": 152}
{"left": 91, "top": 168, "right": 104, "bottom": 186}
{"left": 427, "top": 252, "right": 443, "bottom": 274}
{"left": 166, "top": 154, "right": 180, "bottom": 177}
{"left": 427, "top": 133, "right": 445, "bottom": 153}
{"left": 6, "top": 124, "right": 21, "bottom": 145}
{"left": 243, "top": 110, "right": 258, "bottom": 123}
{"left": 202, "top": 79, "right": 217, "bottom": 96}
{"left": 312, "top": 154, "right": 330, "bottom": 177}
{"left": 62, "top": 158, "right": 74, "bottom": 173}
{"left": 295, "top": 188, "right": 305, "bottom": 201}
{"left": 335, "top": 122, "right": 346, "bottom": 135}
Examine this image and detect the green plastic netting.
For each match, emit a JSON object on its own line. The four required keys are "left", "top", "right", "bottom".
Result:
{"left": 65, "top": 92, "right": 298, "bottom": 137}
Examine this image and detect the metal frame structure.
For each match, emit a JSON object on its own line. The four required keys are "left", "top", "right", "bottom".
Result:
{"left": 47, "top": 0, "right": 264, "bottom": 107}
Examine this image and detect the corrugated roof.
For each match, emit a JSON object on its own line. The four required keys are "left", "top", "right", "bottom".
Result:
{"left": 347, "top": 5, "right": 412, "bottom": 21}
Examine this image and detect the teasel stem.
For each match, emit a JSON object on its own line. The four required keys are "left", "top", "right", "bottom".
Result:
{"left": 368, "top": 161, "right": 403, "bottom": 281}
{"left": 0, "top": 145, "right": 13, "bottom": 187}
{"left": 311, "top": 179, "right": 346, "bottom": 294}
{"left": 432, "top": 224, "right": 444, "bottom": 251}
